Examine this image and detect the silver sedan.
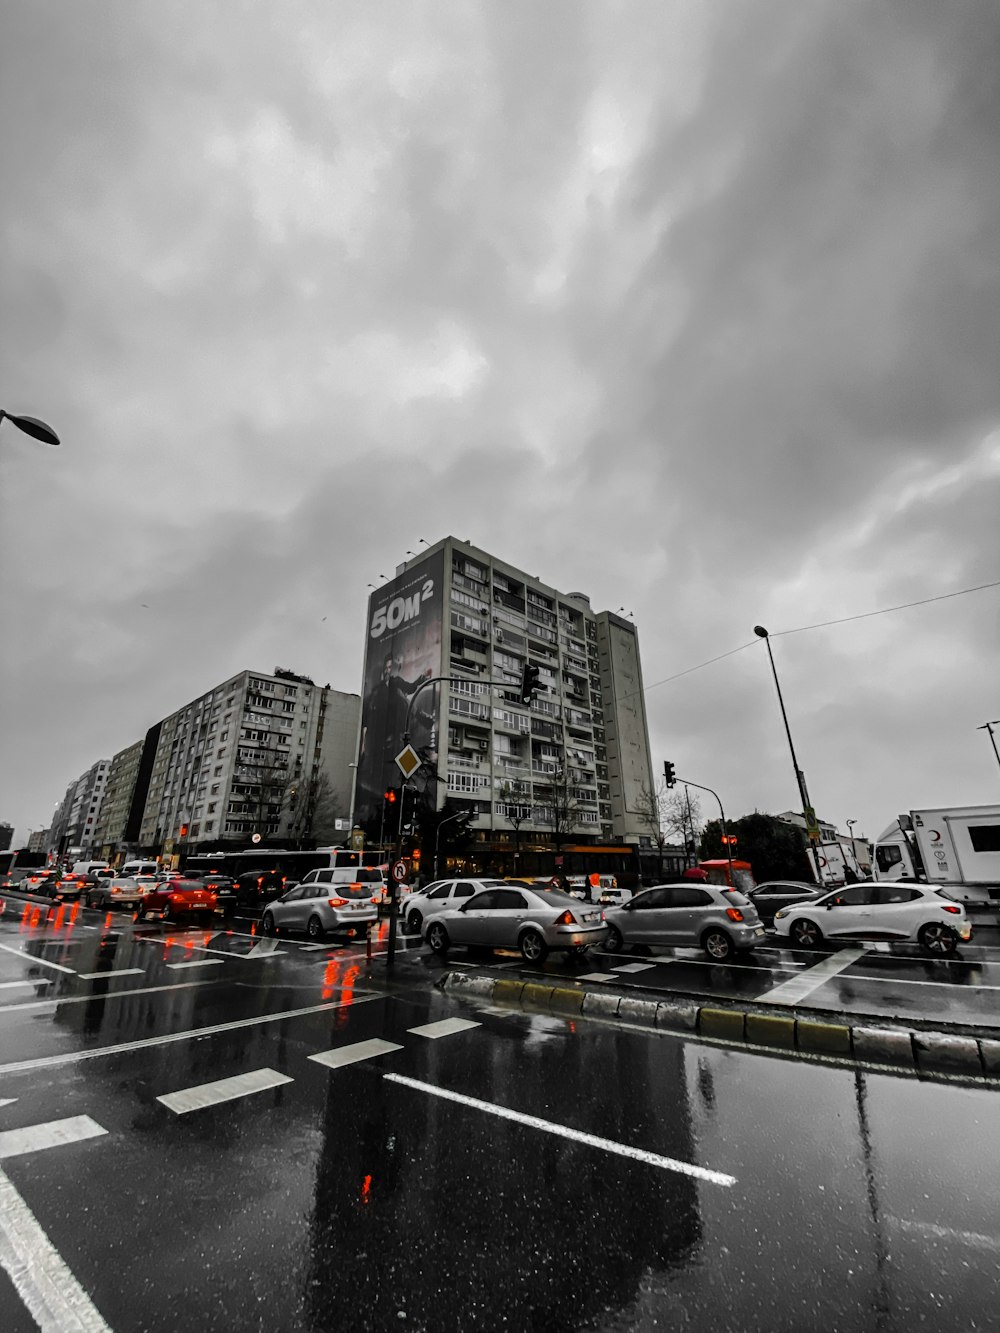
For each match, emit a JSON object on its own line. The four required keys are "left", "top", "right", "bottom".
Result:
{"left": 261, "top": 882, "right": 378, "bottom": 941}
{"left": 424, "top": 884, "right": 607, "bottom": 963}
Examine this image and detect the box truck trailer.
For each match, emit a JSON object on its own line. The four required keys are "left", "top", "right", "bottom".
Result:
{"left": 872, "top": 805, "right": 1000, "bottom": 906}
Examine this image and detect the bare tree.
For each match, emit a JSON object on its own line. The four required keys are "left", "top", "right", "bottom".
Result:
{"left": 230, "top": 741, "right": 290, "bottom": 840}
{"left": 498, "top": 780, "right": 531, "bottom": 875}
{"left": 284, "top": 770, "right": 340, "bottom": 847}
{"left": 534, "top": 768, "right": 584, "bottom": 858}
{"left": 636, "top": 782, "right": 670, "bottom": 880}
{"left": 637, "top": 782, "right": 704, "bottom": 877}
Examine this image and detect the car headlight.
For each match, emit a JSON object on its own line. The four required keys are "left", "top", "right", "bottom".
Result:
{"left": 773, "top": 908, "right": 788, "bottom": 920}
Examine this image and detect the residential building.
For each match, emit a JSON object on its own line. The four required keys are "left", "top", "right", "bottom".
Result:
{"left": 48, "top": 761, "right": 110, "bottom": 858}
{"left": 94, "top": 733, "right": 160, "bottom": 862}
{"left": 354, "top": 537, "right": 655, "bottom": 856}
{"left": 27, "top": 829, "right": 49, "bottom": 853}
{"left": 0, "top": 823, "right": 12, "bottom": 853}
{"left": 136, "top": 668, "right": 359, "bottom": 853}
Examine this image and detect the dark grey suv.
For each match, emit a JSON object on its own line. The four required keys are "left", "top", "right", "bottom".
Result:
{"left": 603, "top": 883, "right": 765, "bottom": 960}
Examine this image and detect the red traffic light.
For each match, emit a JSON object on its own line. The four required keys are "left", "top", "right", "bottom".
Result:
{"left": 384, "top": 789, "right": 397, "bottom": 803}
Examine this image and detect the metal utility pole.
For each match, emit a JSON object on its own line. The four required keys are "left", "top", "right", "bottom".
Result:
{"left": 976, "top": 720, "right": 1000, "bottom": 779}
{"left": 753, "top": 626, "right": 824, "bottom": 884}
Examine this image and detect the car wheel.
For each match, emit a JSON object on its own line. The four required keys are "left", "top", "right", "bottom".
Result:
{"left": 519, "top": 929, "right": 548, "bottom": 964}
{"left": 702, "top": 929, "right": 735, "bottom": 962}
{"left": 426, "top": 922, "right": 450, "bottom": 954}
{"left": 791, "top": 918, "right": 823, "bottom": 948}
{"left": 84, "top": 892, "right": 94, "bottom": 909}
{"left": 161, "top": 905, "right": 172, "bottom": 924}
{"left": 261, "top": 912, "right": 276, "bottom": 937}
{"left": 919, "top": 921, "right": 957, "bottom": 956}
{"left": 134, "top": 904, "right": 145, "bottom": 921}
{"left": 307, "top": 915, "right": 325, "bottom": 941}
{"left": 605, "top": 924, "right": 625, "bottom": 954}
{"left": 406, "top": 909, "right": 422, "bottom": 933}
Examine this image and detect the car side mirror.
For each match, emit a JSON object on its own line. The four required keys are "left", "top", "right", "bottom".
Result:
{"left": 826, "top": 902, "right": 835, "bottom": 910}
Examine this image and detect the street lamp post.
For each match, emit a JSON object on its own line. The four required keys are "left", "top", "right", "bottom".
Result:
{"left": 434, "top": 811, "right": 464, "bottom": 880}
{"left": 0, "top": 409, "right": 60, "bottom": 446}
{"left": 753, "top": 625, "right": 824, "bottom": 884}
{"left": 976, "top": 720, "right": 1000, "bottom": 778}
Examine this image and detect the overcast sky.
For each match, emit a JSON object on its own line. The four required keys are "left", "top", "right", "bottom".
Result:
{"left": 2, "top": 0, "right": 998, "bottom": 849}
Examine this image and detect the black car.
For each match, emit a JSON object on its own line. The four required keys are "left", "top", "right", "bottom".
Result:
{"left": 747, "top": 880, "right": 826, "bottom": 926}
{"left": 233, "top": 869, "right": 286, "bottom": 914}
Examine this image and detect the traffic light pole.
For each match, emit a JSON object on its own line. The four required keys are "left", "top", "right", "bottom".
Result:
{"left": 670, "top": 775, "right": 734, "bottom": 884}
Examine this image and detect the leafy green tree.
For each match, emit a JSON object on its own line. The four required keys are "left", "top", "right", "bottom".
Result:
{"left": 700, "top": 811, "right": 813, "bottom": 883}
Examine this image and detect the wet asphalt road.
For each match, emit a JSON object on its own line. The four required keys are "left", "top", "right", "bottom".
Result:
{"left": 0, "top": 901, "right": 999, "bottom": 1331}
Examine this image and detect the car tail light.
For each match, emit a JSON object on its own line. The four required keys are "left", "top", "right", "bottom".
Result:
{"left": 328, "top": 897, "right": 348, "bottom": 907}
{"left": 725, "top": 908, "right": 744, "bottom": 922}
{"left": 941, "top": 904, "right": 961, "bottom": 915}
{"left": 556, "top": 910, "right": 576, "bottom": 925}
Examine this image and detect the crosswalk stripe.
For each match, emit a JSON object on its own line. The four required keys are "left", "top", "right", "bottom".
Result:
{"left": 407, "top": 1018, "right": 481, "bottom": 1039}
{"left": 0, "top": 943, "right": 75, "bottom": 975}
{"left": 0, "top": 1115, "right": 107, "bottom": 1161}
{"left": 166, "top": 959, "right": 226, "bottom": 970}
{"left": 309, "top": 1038, "right": 403, "bottom": 1069}
{"left": 755, "top": 946, "right": 867, "bottom": 1005}
{"left": 157, "top": 1067, "right": 293, "bottom": 1115}
{"left": 78, "top": 968, "right": 145, "bottom": 980}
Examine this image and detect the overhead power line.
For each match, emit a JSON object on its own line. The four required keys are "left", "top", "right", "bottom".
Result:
{"left": 638, "top": 576, "right": 1000, "bottom": 697}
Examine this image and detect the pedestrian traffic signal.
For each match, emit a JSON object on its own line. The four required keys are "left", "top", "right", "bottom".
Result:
{"left": 663, "top": 761, "right": 676, "bottom": 788}
{"left": 520, "top": 662, "right": 541, "bottom": 705}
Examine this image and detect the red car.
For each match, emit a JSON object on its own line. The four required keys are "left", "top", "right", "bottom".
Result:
{"left": 136, "top": 876, "right": 217, "bottom": 922}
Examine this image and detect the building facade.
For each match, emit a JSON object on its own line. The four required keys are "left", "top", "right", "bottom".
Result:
{"left": 0, "top": 824, "right": 12, "bottom": 853}
{"left": 137, "top": 668, "right": 359, "bottom": 854}
{"left": 354, "top": 537, "right": 655, "bottom": 855}
{"left": 47, "top": 760, "right": 110, "bottom": 858}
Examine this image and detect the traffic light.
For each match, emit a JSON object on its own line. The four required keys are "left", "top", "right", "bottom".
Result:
{"left": 519, "top": 662, "right": 541, "bottom": 705}
{"left": 179, "top": 823, "right": 189, "bottom": 838}
{"left": 663, "top": 761, "right": 676, "bottom": 788}
{"left": 383, "top": 788, "right": 397, "bottom": 806}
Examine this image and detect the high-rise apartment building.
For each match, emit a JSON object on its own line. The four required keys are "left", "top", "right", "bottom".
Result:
{"left": 48, "top": 760, "right": 110, "bottom": 858}
{"left": 354, "top": 537, "right": 654, "bottom": 854}
{"left": 137, "top": 668, "right": 359, "bottom": 853}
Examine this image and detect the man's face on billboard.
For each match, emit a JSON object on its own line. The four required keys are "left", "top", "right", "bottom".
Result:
{"left": 381, "top": 654, "right": 393, "bottom": 684}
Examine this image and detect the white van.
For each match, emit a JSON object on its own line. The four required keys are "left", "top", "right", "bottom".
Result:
{"left": 119, "top": 861, "right": 160, "bottom": 879}
{"left": 72, "top": 861, "right": 114, "bottom": 879}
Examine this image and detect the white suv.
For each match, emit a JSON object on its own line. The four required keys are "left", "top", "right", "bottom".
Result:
{"left": 403, "top": 879, "right": 509, "bottom": 934}
{"left": 773, "top": 881, "right": 971, "bottom": 955}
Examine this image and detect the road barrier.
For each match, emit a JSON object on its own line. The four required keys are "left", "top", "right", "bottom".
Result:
{"left": 437, "top": 970, "right": 1000, "bottom": 1081}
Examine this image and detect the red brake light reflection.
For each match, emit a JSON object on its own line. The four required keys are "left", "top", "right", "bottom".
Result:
{"left": 725, "top": 908, "right": 744, "bottom": 922}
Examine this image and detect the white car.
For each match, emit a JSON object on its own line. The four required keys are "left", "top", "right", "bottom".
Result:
{"left": 773, "top": 882, "right": 971, "bottom": 955}
{"left": 402, "top": 878, "right": 509, "bottom": 934}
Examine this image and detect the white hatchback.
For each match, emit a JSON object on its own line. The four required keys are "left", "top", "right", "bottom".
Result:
{"left": 773, "top": 881, "right": 971, "bottom": 955}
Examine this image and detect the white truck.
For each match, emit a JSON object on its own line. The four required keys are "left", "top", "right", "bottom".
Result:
{"left": 872, "top": 805, "right": 1000, "bottom": 906}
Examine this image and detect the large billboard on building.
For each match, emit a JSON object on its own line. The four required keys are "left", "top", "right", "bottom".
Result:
{"left": 355, "top": 550, "right": 445, "bottom": 832}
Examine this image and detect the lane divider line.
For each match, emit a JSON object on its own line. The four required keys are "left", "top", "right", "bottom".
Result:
{"left": 166, "top": 959, "right": 226, "bottom": 970}
{"left": 0, "top": 979, "right": 52, "bottom": 991}
{"left": 0, "top": 980, "right": 211, "bottom": 1017}
{"left": 0, "top": 995, "right": 381, "bottom": 1076}
{"left": 0, "top": 1166, "right": 112, "bottom": 1332}
{"left": 158, "top": 1067, "right": 293, "bottom": 1115}
{"left": 309, "top": 1038, "right": 404, "bottom": 1069}
{"left": 0, "top": 943, "right": 76, "bottom": 975}
{"left": 0, "top": 1098, "right": 17, "bottom": 1109}
{"left": 384, "top": 1073, "right": 736, "bottom": 1186}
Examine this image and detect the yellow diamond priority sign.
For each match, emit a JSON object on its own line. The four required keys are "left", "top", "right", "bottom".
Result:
{"left": 395, "top": 744, "right": 422, "bottom": 780}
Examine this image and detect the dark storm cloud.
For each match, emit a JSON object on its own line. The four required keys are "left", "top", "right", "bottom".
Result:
{"left": 1, "top": 0, "right": 997, "bottom": 844}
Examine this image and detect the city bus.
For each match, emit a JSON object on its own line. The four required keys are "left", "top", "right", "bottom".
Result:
{"left": 182, "top": 846, "right": 385, "bottom": 886}
{"left": 0, "top": 848, "right": 49, "bottom": 887}
{"left": 489, "top": 844, "right": 644, "bottom": 891}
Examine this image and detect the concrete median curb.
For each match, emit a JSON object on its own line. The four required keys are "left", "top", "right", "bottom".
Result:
{"left": 437, "top": 970, "right": 997, "bottom": 1079}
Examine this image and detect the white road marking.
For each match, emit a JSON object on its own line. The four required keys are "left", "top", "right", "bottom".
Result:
{"left": 297, "top": 944, "right": 333, "bottom": 952}
{"left": 384, "top": 1074, "right": 736, "bottom": 1186}
{"left": 576, "top": 972, "right": 615, "bottom": 983}
{"left": 756, "top": 947, "right": 868, "bottom": 1005}
{"left": 612, "top": 963, "right": 656, "bottom": 973}
{"left": 138, "top": 936, "right": 285, "bottom": 962}
{"left": 309, "top": 1038, "right": 403, "bottom": 1069}
{"left": 0, "top": 1166, "right": 112, "bottom": 1332}
{"left": 0, "top": 1099, "right": 17, "bottom": 1108}
{"left": 476, "top": 1005, "right": 521, "bottom": 1017}
{"left": 157, "top": 1067, "right": 293, "bottom": 1115}
{"left": 166, "top": 959, "right": 226, "bottom": 970}
{"left": 0, "top": 995, "right": 380, "bottom": 1076}
{"left": 246, "top": 937, "right": 280, "bottom": 957}
{"left": 0, "top": 944, "right": 75, "bottom": 975}
{"left": 78, "top": 968, "right": 146, "bottom": 980}
{"left": 0, "top": 1115, "right": 107, "bottom": 1161}
{"left": 888, "top": 1215, "right": 1000, "bottom": 1253}
{"left": 0, "top": 979, "right": 52, "bottom": 991}
{"left": 0, "top": 980, "right": 210, "bottom": 1016}
{"left": 407, "top": 1018, "right": 481, "bottom": 1039}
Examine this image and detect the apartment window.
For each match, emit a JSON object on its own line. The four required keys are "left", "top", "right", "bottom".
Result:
{"left": 300, "top": 720, "right": 307, "bottom": 729}
{"left": 214, "top": 767, "right": 223, "bottom": 778}
{"left": 220, "top": 730, "right": 229, "bottom": 741}
{"left": 281, "top": 700, "right": 295, "bottom": 713}
{"left": 208, "top": 803, "right": 217, "bottom": 814}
